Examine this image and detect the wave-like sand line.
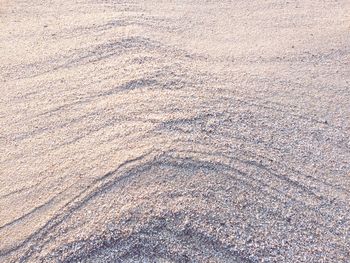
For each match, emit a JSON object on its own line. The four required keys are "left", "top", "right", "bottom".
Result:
{"left": 1, "top": 0, "right": 350, "bottom": 262}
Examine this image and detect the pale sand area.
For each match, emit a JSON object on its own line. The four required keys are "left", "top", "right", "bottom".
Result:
{"left": 1, "top": 0, "right": 350, "bottom": 262}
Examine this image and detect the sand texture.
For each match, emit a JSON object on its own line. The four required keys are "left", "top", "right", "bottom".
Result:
{"left": 1, "top": 0, "right": 350, "bottom": 262}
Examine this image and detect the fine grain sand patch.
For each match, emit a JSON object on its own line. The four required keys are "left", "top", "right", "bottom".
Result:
{"left": 0, "top": 0, "right": 350, "bottom": 262}
{"left": 0, "top": 1, "right": 8, "bottom": 14}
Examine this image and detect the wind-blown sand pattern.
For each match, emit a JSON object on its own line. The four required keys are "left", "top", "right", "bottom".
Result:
{"left": 1, "top": 0, "right": 350, "bottom": 262}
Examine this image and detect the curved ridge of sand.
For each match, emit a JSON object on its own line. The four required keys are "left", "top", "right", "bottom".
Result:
{"left": 1, "top": 0, "right": 350, "bottom": 262}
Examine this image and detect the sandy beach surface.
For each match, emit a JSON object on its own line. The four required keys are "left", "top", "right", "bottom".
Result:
{"left": 1, "top": 0, "right": 350, "bottom": 262}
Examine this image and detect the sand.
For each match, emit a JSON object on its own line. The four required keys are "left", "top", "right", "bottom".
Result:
{"left": 1, "top": 0, "right": 350, "bottom": 262}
